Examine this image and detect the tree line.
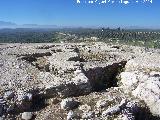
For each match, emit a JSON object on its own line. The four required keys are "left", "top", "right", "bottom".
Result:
{"left": 0, "top": 28, "right": 160, "bottom": 48}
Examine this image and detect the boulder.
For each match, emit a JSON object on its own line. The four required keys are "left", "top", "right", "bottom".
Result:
{"left": 60, "top": 98, "right": 79, "bottom": 110}
{"left": 21, "top": 112, "right": 33, "bottom": 120}
{"left": 132, "top": 75, "right": 160, "bottom": 116}
{"left": 121, "top": 63, "right": 160, "bottom": 116}
{"left": 120, "top": 72, "right": 139, "bottom": 90}
{"left": 120, "top": 71, "right": 149, "bottom": 91}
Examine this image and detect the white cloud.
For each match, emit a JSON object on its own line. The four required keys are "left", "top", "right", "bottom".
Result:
{"left": 123, "top": 0, "right": 129, "bottom": 4}
{"left": 77, "top": 0, "right": 80, "bottom": 4}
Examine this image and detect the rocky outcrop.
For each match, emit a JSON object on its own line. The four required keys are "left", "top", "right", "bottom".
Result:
{"left": 0, "top": 42, "right": 160, "bottom": 119}
{"left": 132, "top": 74, "right": 160, "bottom": 116}
{"left": 120, "top": 54, "right": 160, "bottom": 117}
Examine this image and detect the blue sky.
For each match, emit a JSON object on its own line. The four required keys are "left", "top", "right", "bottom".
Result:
{"left": 0, "top": 0, "right": 160, "bottom": 27}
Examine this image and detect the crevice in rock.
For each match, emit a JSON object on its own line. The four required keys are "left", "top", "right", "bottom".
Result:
{"left": 20, "top": 52, "right": 52, "bottom": 72}
{"left": 51, "top": 49, "right": 63, "bottom": 53}
{"left": 21, "top": 55, "right": 37, "bottom": 63}
{"left": 149, "top": 116, "right": 160, "bottom": 120}
{"left": 35, "top": 63, "right": 50, "bottom": 72}
{"left": 36, "top": 45, "right": 56, "bottom": 49}
{"left": 83, "top": 61, "right": 127, "bottom": 92}
{"left": 135, "top": 107, "right": 150, "bottom": 120}
{"left": 111, "top": 45, "right": 120, "bottom": 49}
{"left": 67, "top": 56, "right": 86, "bottom": 62}
{"left": 30, "top": 94, "right": 48, "bottom": 112}
{"left": 134, "top": 106, "right": 160, "bottom": 120}
{"left": 20, "top": 52, "right": 52, "bottom": 61}
{"left": 73, "top": 47, "right": 80, "bottom": 53}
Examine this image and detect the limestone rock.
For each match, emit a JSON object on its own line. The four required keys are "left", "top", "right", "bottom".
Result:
{"left": 96, "top": 99, "right": 108, "bottom": 108}
{"left": 132, "top": 75, "right": 160, "bottom": 116}
{"left": 1, "top": 42, "right": 160, "bottom": 119}
{"left": 125, "top": 54, "right": 160, "bottom": 72}
{"left": 121, "top": 58, "right": 160, "bottom": 116}
{"left": 79, "top": 104, "right": 91, "bottom": 112}
{"left": 67, "top": 110, "right": 77, "bottom": 120}
{"left": 82, "top": 111, "right": 95, "bottom": 119}
{"left": 21, "top": 112, "right": 33, "bottom": 120}
{"left": 102, "top": 105, "right": 121, "bottom": 116}
{"left": 120, "top": 72, "right": 139, "bottom": 89}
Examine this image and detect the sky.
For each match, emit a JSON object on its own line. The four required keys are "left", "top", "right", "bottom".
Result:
{"left": 0, "top": 0, "right": 160, "bottom": 28}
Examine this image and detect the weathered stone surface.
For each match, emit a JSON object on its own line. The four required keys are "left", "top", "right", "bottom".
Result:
{"left": 82, "top": 111, "right": 95, "bottom": 119}
{"left": 132, "top": 75, "right": 160, "bottom": 116}
{"left": 125, "top": 54, "right": 160, "bottom": 72}
{"left": 60, "top": 98, "right": 79, "bottom": 110}
{"left": 96, "top": 99, "right": 109, "bottom": 108}
{"left": 121, "top": 101, "right": 139, "bottom": 120}
{"left": 21, "top": 112, "right": 33, "bottom": 120}
{"left": 120, "top": 54, "right": 160, "bottom": 116}
{"left": 102, "top": 105, "right": 121, "bottom": 116}
{"left": 3, "top": 91, "right": 14, "bottom": 100}
{"left": 0, "top": 42, "right": 160, "bottom": 119}
{"left": 67, "top": 110, "right": 77, "bottom": 120}
{"left": 79, "top": 104, "right": 91, "bottom": 112}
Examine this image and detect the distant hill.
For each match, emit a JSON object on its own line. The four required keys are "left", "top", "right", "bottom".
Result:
{"left": 21, "top": 24, "right": 59, "bottom": 28}
{"left": 125, "top": 26, "right": 160, "bottom": 30}
{"left": 0, "top": 21, "right": 60, "bottom": 29}
{"left": 0, "top": 21, "right": 17, "bottom": 28}
{"left": 0, "top": 21, "right": 160, "bottom": 30}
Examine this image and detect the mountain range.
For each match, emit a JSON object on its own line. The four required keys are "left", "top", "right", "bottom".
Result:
{"left": 0, "top": 21, "right": 60, "bottom": 29}
{"left": 0, "top": 21, "right": 160, "bottom": 29}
